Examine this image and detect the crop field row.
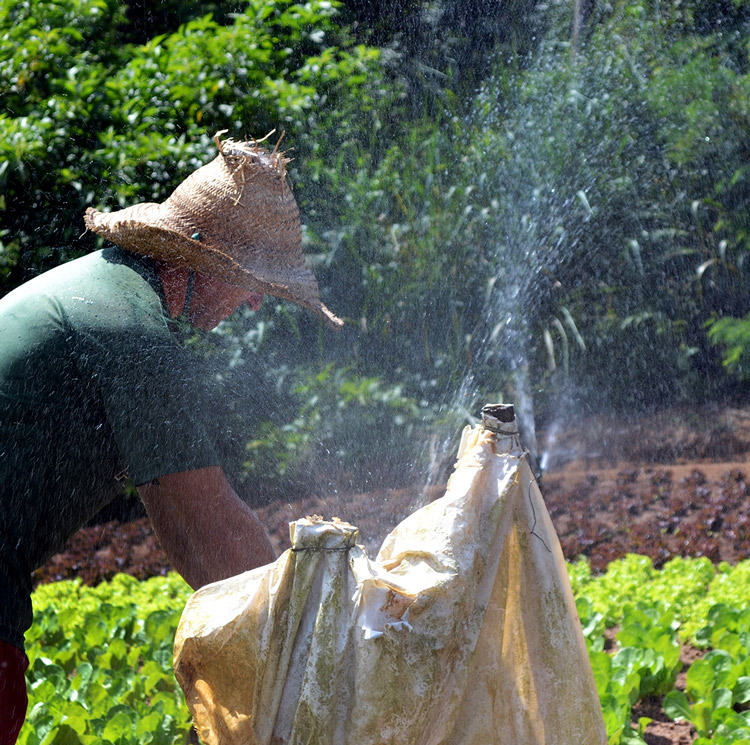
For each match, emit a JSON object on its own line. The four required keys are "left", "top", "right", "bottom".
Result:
{"left": 19, "top": 555, "right": 750, "bottom": 745}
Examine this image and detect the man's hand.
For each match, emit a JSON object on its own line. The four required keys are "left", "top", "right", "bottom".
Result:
{"left": 138, "top": 466, "right": 276, "bottom": 590}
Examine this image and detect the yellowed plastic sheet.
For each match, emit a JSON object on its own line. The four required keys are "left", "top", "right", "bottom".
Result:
{"left": 173, "top": 423, "right": 607, "bottom": 745}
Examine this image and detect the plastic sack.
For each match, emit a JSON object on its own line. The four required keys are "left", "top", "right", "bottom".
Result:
{"left": 173, "top": 415, "right": 607, "bottom": 745}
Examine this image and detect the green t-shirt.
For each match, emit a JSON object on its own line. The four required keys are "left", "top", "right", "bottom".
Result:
{"left": 0, "top": 247, "right": 220, "bottom": 648}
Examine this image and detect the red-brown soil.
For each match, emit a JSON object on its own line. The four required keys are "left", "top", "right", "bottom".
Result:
{"left": 35, "top": 403, "right": 750, "bottom": 584}
{"left": 33, "top": 403, "right": 750, "bottom": 745}
{"left": 541, "top": 404, "right": 750, "bottom": 572}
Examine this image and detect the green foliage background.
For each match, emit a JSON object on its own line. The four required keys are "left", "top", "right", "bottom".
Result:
{"left": 2, "top": 0, "right": 750, "bottom": 495}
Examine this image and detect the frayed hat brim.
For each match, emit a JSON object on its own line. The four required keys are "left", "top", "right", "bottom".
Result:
{"left": 84, "top": 135, "right": 343, "bottom": 330}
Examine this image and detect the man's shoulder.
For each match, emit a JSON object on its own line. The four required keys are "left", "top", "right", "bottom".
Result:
{"left": 1, "top": 248, "right": 166, "bottom": 330}
{"left": 33, "top": 247, "right": 157, "bottom": 296}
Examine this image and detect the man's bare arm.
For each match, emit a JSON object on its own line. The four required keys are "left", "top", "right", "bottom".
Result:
{"left": 137, "top": 466, "right": 277, "bottom": 590}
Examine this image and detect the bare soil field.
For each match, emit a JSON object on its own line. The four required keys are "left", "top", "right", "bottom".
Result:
{"left": 38, "top": 402, "right": 750, "bottom": 583}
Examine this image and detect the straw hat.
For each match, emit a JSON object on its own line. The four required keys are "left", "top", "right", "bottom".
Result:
{"left": 84, "top": 132, "right": 343, "bottom": 329}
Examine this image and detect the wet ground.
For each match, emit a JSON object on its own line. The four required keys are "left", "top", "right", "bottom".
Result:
{"left": 36, "top": 403, "right": 750, "bottom": 584}
{"left": 542, "top": 403, "right": 750, "bottom": 571}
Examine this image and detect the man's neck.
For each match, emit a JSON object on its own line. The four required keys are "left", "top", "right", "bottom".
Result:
{"left": 156, "top": 262, "right": 190, "bottom": 319}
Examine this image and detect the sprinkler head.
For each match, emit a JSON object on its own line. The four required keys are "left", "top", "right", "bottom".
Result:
{"left": 481, "top": 403, "right": 516, "bottom": 433}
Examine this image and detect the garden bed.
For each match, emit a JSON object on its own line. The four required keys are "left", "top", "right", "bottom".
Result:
{"left": 32, "top": 403, "right": 750, "bottom": 745}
